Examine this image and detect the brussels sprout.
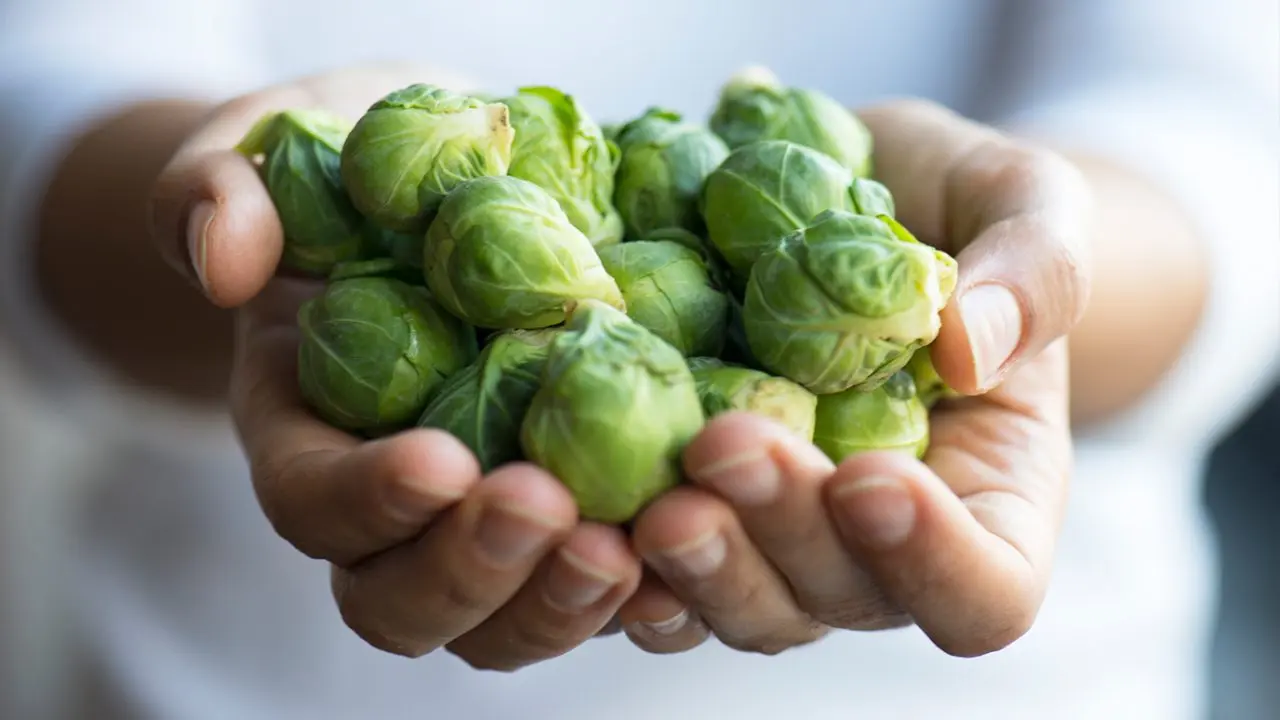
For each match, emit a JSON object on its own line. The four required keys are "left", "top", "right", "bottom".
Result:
{"left": 363, "top": 223, "right": 425, "bottom": 270}
{"left": 641, "top": 227, "right": 732, "bottom": 286}
{"left": 596, "top": 240, "right": 729, "bottom": 357}
{"left": 709, "top": 66, "right": 873, "bottom": 177}
{"left": 424, "top": 176, "right": 625, "bottom": 329}
{"left": 721, "top": 294, "right": 765, "bottom": 370}
{"left": 235, "top": 109, "right": 366, "bottom": 274}
{"left": 600, "top": 122, "right": 624, "bottom": 145}
{"left": 521, "top": 300, "right": 704, "bottom": 523}
{"left": 687, "top": 357, "right": 817, "bottom": 441}
{"left": 340, "top": 84, "right": 514, "bottom": 233}
{"left": 327, "top": 257, "right": 422, "bottom": 284}
{"left": 701, "top": 140, "right": 856, "bottom": 282}
{"left": 813, "top": 371, "right": 930, "bottom": 463}
{"left": 298, "top": 278, "right": 478, "bottom": 435}
{"left": 743, "top": 209, "right": 958, "bottom": 394}
{"left": 612, "top": 108, "right": 730, "bottom": 239}
{"left": 905, "top": 347, "right": 959, "bottom": 409}
{"left": 417, "top": 329, "right": 559, "bottom": 472}
{"left": 850, "top": 177, "right": 895, "bottom": 218}
{"left": 504, "top": 86, "right": 624, "bottom": 247}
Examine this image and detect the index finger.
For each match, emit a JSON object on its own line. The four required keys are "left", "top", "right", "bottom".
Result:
{"left": 230, "top": 280, "right": 482, "bottom": 566}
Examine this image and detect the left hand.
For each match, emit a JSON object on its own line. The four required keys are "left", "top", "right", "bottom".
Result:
{"left": 617, "top": 99, "right": 1092, "bottom": 658}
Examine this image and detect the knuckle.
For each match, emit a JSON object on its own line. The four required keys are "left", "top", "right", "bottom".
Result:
{"left": 250, "top": 454, "right": 325, "bottom": 559}
{"left": 953, "top": 141, "right": 1093, "bottom": 329}
{"left": 956, "top": 143, "right": 1056, "bottom": 210}
{"left": 508, "top": 617, "right": 578, "bottom": 659}
{"left": 805, "top": 591, "right": 911, "bottom": 632}
{"left": 251, "top": 467, "right": 304, "bottom": 549}
{"left": 689, "top": 570, "right": 767, "bottom": 617}
{"left": 441, "top": 577, "right": 496, "bottom": 617}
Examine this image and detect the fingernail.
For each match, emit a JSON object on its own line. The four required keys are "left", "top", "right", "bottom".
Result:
{"left": 960, "top": 284, "right": 1022, "bottom": 388}
{"left": 694, "top": 448, "right": 781, "bottom": 506}
{"left": 474, "top": 503, "right": 557, "bottom": 567}
{"left": 640, "top": 609, "right": 690, "bottom": 636}
{"left": 187, "top": 200, "right": 216, "bottom": 292}
{"left": 832, "top": 476, "right": 916, "bottom": 550}
{"left": 655, "top": 531, "right": 726, "bottom": 579}
{"left": 543, "top": 548, "right": 617, "bottom": 613}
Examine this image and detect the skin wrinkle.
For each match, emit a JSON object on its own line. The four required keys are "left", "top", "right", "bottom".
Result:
{"left": 897, "top": 502, "right": 1038, "bottom": 649}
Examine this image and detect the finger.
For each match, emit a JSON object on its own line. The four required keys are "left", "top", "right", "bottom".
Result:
{"left": 822, "top": 350, "right": 1071, "bottom": 657}
{"left": 632, "top": 488, "right": 827, "bottom": 655}
{"left": 683, "top": 413, "right": 908, "bottom": 630}
{"left": 857, "top": 99, "right": 1002, "bottom": 249}
{"left": 933, "top": 144, "right": 1092, "bottom": 392}
{"left": 860, "top": 99, "right": 1093, "bottom": 393}
{"left": 596, "top": 615, "right": 624, "bottom": 637}
{"left": 334, "top": 464, "right": 577, "bottom": 658}
{"left": 149, "top": 87, "right": 305, "bottom": 305}
{"left": 255, "top": 429, "right": 482, "bottom": 567}
{"left": 149, "top": 66, "right": 476, "bottom": 307}
{"left": 230, "top": 282, "right": 481, "bottom": 565}
{"left": 446, "top": 523, "right": 642, "bottom": 672}
{"left": 619, "top": 572, "right": 710, "bottom": 655}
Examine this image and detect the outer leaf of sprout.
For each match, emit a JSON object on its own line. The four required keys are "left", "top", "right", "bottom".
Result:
{"left": 700, "top": 140, "right": 857, "bottom": 287}
{"left": 687, "top": 357, "right": 817, "bottom": 441}
{"left": 520, "top": 300, "right": 704, "bottom": 523}
{"left": 417, "top": 329, "right": 560, "bottom": 472}
{"left": 813, "top": 372, "right": 930, "bottom": 462}
{"left": 504, "top": 86, "right": 624, "bottom": 247}
{"left": 596, "top": 240, "right": 730, "bottom": 357}
{"left": 424, "top": 176, "right": 625, "bottom": 329}
{"left": 611, "top": 108, "right": 730, "bottom": 240}
{"left": 235, "top": 109, "right": 367, "bottom": 274}
{"left": 743, "top": 209, "right": 958, "bottom": 394}
{"left": 340, "top": 84, "right": 514, "bottom": 233}
{"left": 905, "top": 347, "right": 960, "bottom": 409}
{"left": 709, "top": 67, "right": 874, "bottom": 177}
{"left": 327, "top": 257, "right": 423, "bottom": 285}
{"left": 297, "top": 277, "right": 478, "bottom": 436}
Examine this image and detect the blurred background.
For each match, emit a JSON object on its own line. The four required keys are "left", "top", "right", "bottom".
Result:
{"left": 1204, "top": 384, "right": 1280, "bottom": 719}
{"left": 1, "top": 1, "right": 1277, "bottom": 718}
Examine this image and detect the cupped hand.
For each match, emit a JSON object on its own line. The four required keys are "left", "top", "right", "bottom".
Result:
{"left": 618, "top": 99, "right": 1092, "bottom": 659}
{"left": 147, "top": 67, "right": 642, "bottom": 671}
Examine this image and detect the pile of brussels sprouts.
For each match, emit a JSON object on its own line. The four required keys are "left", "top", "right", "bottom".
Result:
{"left": 237, "top": 68, "right": 960, "bottom": 524}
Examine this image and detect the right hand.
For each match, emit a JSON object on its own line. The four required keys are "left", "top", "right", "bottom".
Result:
{"left": 146, "top": 66, "right": 644, "bottom": 671}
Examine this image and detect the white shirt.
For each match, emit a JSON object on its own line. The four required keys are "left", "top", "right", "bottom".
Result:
{"left": 1, "top": 1, "right": 1277, "bottom": 718}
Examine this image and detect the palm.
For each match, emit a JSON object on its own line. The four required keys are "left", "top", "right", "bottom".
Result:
{"left": 167, "top": 72, "right": 1089, "bottom": 663}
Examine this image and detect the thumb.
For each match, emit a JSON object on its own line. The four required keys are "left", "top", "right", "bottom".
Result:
{"left": 149, "top": 87, "right": 319, "bottom": 308}
{"left": 150, "top": 150, "right": 284, "bottom": 308}
{"left": 930, "top": 145, "right": 1094, "bottom": 394}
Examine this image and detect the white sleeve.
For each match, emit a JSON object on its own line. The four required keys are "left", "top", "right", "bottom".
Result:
{"left": 0, "top": 0, "right": 268, "bottom": 439}
{"left": 982, "top": 0, "right": 1280, "bottom": 449}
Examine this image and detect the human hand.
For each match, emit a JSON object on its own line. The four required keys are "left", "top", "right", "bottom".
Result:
{"left": 617, "top": 99, "right": 1092, "bottom": 659}
{"left": 147, "top": 67, "right": 642, "bottom": 671}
